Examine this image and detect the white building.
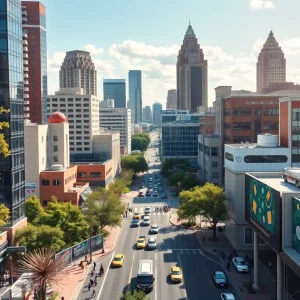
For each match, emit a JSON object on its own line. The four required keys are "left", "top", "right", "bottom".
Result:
{"left": 100, "top": 99, "right": 114, "bottom": 108}
{"left": 99, "top": 107, "right": 131, "bottom": 155}
{"left": 47, "top": 88, "right": 100, "bottom": 153}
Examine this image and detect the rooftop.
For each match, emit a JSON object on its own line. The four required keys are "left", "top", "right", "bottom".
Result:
{"left": 226, "top": 143, "right": 286, "bottom": 149}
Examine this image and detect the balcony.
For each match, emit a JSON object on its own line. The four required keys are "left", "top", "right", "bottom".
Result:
{"left": 24, "top": 94, "right": 29, "bottom": 99}
{"left": 24, "top": 113, "right": 30, "bottom": 118}
{"left": 22, "top": 17, "right": 27, "bottom": 22}
{"left": 24, "top": 87, "right": 29, "bottom": 92}
{"left": 23, "top": 40, "right": 28, "bottom": 45}
{"left": 24, "top": 100, "right": 30, "bottom": 105}
{"left": 23, "top": 67, "right": 29, "bottom": 72}
{"left": 24, "top": 80, "right": 29, "bottom": 85}
{"left": 22, "top": 33, "right": 27, "bottom": 38}
{"left": 24, "top": 73, "right": 29, "bottom": 78}
{"left": 23, "top": 47, "right": 28, "bottom": 52}
{"left": 24, "top": 107, "right": 30, "bottom": 112}
{"left": 23, "top": 60, "right": 28, "bottom": 65}
{"left": 23, "top": 53, "right": 28, "bottom": 59}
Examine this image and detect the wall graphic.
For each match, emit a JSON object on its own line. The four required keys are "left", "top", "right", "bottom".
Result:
{"left": 292, "top": 198, "right": 300, "bottom": 253}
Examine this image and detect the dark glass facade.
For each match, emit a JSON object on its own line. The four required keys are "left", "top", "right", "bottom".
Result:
{"left": 0, "top": 0, "right": 25, "bottom": 225}
{"left": 152, "top": 103, "right": 162, "bottom": 125}
{"left": 191, "top": 66, "right": 202, "bottom": 113}
{"left": 128, "top": 70, "right": 142, "bottom": 124}
{"left": 103, "top": 79, "right": 126, "bottom": 108}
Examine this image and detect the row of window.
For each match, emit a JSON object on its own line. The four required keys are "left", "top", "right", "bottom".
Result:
{"left": 198, "top": 144, "right": 219, "bottom": 156}
{"left": 225, "top": 153, "right": 288, "bottom": 163}
{"left": 224, "top": 108, "right": 279, "bottom": 116}
{"left": 78, "top": 172, "right": 101, "bottom": 178}
{"left": 49, "top": 98, "right": 90, "bottom": 102}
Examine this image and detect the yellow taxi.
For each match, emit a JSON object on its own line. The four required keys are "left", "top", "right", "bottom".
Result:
{"left": 136, "top": 236, "right": 146, "bottom": 248}
{"left": 112, "top": 254, "right": 125, "bottom": 267}
{"left": 133, "top": 212, "right": 141, "bottom": 219}
{"left": 170, "top": 266, "right": 183, "bottom": 283}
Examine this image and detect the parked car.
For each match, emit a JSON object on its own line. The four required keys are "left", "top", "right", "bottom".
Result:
{"left": 232, "top": 257, "right": 249, "bottom": 273}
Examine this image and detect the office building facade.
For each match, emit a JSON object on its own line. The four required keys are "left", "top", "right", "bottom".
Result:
{"left": 59, "top": 51, "right": 97, "bottom": 96}
{"left": 142, "top": 106, "right": 152, "bottom": 123}
{"left": 152, "top": 102, "right": 162, "bottom": 125}
{"left": 103, "top": 79, "right": 126, "bottom": 108}
{"left": 128, "top": 70, "right": 142, "bottom": 124}
{"left": 177, "top": 23, "right": 207, "bottom": 112}
{"left": 22, "top": 1, "right": 48, "bottom": 124}
{"left": 166, "top": 89, "right": 177, "bottom": 110}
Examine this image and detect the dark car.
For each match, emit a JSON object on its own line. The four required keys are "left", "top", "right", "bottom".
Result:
{"left": 145, "top": 191, "right": 151, "bottom": 197}
{"left": 138, "top": 191, "right": 144, "bottom": 197}
{"left": 153, "top": 192, "right": 158, "bottom": 198}
{"left": 212, "top": 271, "right": 228, "bottom": 287}
{"left": 160, "top": 193, "right": 167, "bottom": 199}
{"left": 131, "top": 218, "right": 140, "bottom": 227}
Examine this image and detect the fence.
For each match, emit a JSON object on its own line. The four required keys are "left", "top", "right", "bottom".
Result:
{"left": 55, "top": 234, "right": 103, "bottom": 268}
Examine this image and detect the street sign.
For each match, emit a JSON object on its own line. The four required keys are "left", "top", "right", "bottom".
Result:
{"left": 7, "top": 246, "right": 26, "bottom": 254}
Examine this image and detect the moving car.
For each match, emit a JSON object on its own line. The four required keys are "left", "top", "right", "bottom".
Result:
{"left": 138, "top": 191, "right": 144, "bottom": 197}
{"left": 158, "top": 182, "right": 162, "bottom": 186}
{"left": 131, "top": 218, "right": 140, "bottom": 227}
{"left": 136, "top": 236, "right": 146, "bottom": 248}
{"left": 150, "top": 224, "right": 159, "bottom": 234}
{"left": 170, "top": 266, "right": 183, "bottom": 283}
{"left": 158, "top": 187, "right": 164, "bottom": 192}
{"left": 133, "top": 212, "right": 141, "bottom": 219}
{"left": 232, "top": 257, "right": 249, "bottom": 273}
{"left": 144, "top": 207, "right": 151, "bottom": 215}
{"left": 147, "top": 237, "right": 157, "bottom": 249}
{"left": 148, "top": 184, "right": 152, "bottom": 189}
{"left": 145, "top": 191, "right": 151, "bottom": 197}
{"left": 137, "top": 259, "right": 155, "bottom": 292}
{"left": 221, "top": 293, "right": 236, "bottom": 300}
{"left": 143, "top": 216, "right": 150, "bottom": 226}
{"left": 112, "top": 254, "right": 125, "bottom": 267}
{"left": 153, "top": 184, "right": 158, "bottom": 189}
{"left": 152, "top": 191, "right": 158, "bottom": 197}
{"left": 160, "top": 193, "right": 167, "bottom": 199}
{"left": 212, "top": 271, "right": 228, "bottom": 287}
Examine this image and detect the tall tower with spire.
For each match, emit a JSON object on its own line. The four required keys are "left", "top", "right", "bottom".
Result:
{"left": 256, "top": 31, "right": 286, "bottom": 93}
{"left": 177, "top": 22, "right": 207, "bottom": 112}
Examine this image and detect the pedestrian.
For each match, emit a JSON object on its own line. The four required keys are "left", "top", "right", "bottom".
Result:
{"left": 88, "top": 282, "right": 91, "bottom": 291}
{"left": 93, "top": 261, "right": 96, "bottom": 270}
{"left": 85, "top": 255, "right": 87, "bottom": 262}
{"left": 94, "top": 276, "right": 98, "bottom": 286}
{"left": 91, "top": 288, "right": 96, "bottom": 297}
{"left": 61, "top": 297, "right": 64, "bottom": 300}
{"left": 90, "top": 279, "right": 94, "bottom": 286}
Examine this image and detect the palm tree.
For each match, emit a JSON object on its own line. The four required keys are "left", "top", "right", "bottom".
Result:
{"left": 14, "top": 248, "right": 68, "bottom": 300}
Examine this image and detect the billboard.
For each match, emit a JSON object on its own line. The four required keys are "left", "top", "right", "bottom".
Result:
{"left": 245, "top": 175, "right": 281, "bottom": 252}
{"left": 25, "top": 183, "right": 36, "bottom": 196}
{"left": 292, "top": 198, "right": 300, "bottom": 253}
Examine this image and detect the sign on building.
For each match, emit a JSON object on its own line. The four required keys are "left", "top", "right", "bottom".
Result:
{"left": 25, "top": 183, "right": 36, "bottom": 196}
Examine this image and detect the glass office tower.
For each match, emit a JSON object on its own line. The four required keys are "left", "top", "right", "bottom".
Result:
{"left": 128, "top": 70, "right": 142, "bottom": 124}
{"left": 103, "top": 79, "right": 126, "bottom": 108}
{"left": 0, "top": 0, "right": 26, "bottom": 225}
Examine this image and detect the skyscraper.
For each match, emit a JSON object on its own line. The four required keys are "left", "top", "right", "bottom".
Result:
{"left": 152, "top": 102, "right": 162, "bottom": 125}
{"left": 59, "top": 50, "right": 97, "bottom": 96}
{"left": 128, "top": 70, "right": 142, "bottom": 124}
{"left": 177, "top": 22, "right": 207, "bottom": 112}
{"left": 257, "top": 31, "right": 286, "bottom": 93}
{"left": 22, "top": 1, "right": 48, "bottom": 124}
{"left": 103, "top": 79, "right": 126, "bottom": 108}
{"left": 0, "top": 0, "right": 26, "bottom": 225}
{"left": 143, "top": 106, "right": 152, "bottom": 123}
{"left": 166, "top": 89, "right": 177, "bottom": 110}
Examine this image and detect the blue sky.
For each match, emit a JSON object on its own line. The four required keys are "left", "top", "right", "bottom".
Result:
{"left": 43, "top": 0, "right": 300, "bottom": 108}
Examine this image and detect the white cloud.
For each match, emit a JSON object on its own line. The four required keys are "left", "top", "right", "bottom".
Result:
{"left": 47, "top": 51, "right": 65, "bottom": 72}
{"left": 83, "top": 44, "right": 104, "bottom": 55}
{"left": 281, "top": 37, "right": 300, "bottom": 55}
{"left": 252, "top": 39, "right": 264, "bottom": 52}
{"left": 203, "top": 46, "right": 234, "bottom": 63}
{"left": 250, "top": 0, "right": 274, "bottom": 9}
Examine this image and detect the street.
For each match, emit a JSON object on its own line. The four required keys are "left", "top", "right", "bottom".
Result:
{"left": 77, "top": 131, "right": 240, "bottom": 300}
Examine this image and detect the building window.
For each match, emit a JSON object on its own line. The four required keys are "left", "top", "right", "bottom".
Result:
{"left": 53, "top": 135, "right": 58, "bottom": 141}
{"left": 225, "top": 152, "right": 234, "bottom": 162}
{"left": 198, "top": 143, "right": 203, "bottom": 152}
{"left": 90, "top": 172, "right": 101, "bottom": 178}
{"left": 53, "top": 145, "right": 58, "bottom": 152}
{"left": 224, "top": 109, "right": 230, "bottom": 116}
{"left": 223, "top": 135, "right": 231, "bottom": 143}
{"left": 42, "top": 179, "right": 49, "bottom": 186}
{"left": 54, "top": 156, "right": 58, "bottom": 162}
{"left": 212, "top": 161, "right": 218, "bottom": 167}
{"left": 264, "top": 108, "right": 279, "bottom": 116}
{"left": 233, "top": 123, "right": 251, "bottom": 131}
{"left": 233, "top": 109, "right": 252, "bottom": 116}
{"left": 53, "top": 179, "right": 60, "bottom": 186}
{"left": 244, "top": 155, "right": 288, "bottom": 163}
{"left": 211, "top": 147, "right": 218, "bottom": 156}
{"left": 263, "top": 123, "right": 279, "bottom": 130}
{"left": 78, "top": 172, "right": 87, "bottom": 178}
{"left": 204, "top": 146, "right": 210, "bottom": 155}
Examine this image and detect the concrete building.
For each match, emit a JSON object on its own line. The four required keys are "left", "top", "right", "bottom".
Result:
{"left": 224, "top": 134, "right": 291, "bottom": 252}
{"left": 100, "top": 99, "right": 114, "bottom": 108}
{"left": 152, "top": 102, "right": 162, "bottom": 125}
{"left": 99, "top": 107, "right": 132, "bottom": 155}
{"left": 142, "top": 106, "right": 152, "bottom": 123}
{"left": 22, "top": 1, "right": 48, "bottom": 124}
{"left": 59, "top": 51, "right": 97, "bottom": 96}
{"left": 262, "top": 82, "right": 300, "bottom": 94}
{"left": 257, "top": 31, "right": 286, "bottom": 93}
{"left": 103, "top": 79, "right": 126, "bottom": 108}
{"left": 166, "top": 89, "right": 177, "bottom": 110}
{"left": 128, "top": 70, "right": 142, "bottom": 124}
{"left": 177, "top": 22, "right": 207, "bottom": 111}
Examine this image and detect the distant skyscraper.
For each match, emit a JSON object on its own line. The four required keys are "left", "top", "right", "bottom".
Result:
{"left": 143, "top": 106, "right": 152, "bottom": 123}
{"left": 103, "top": 79, "right": 126, "bottom": 108}
{"left": 177, "top": 22, "right": 207, "bottom": 112}
{"left": 0, "top": 0, "right": 26, "bottom": 225}
{"left": 257, "top": 31, "right": 286, "bottom": 93}
{"left": 59, "top": 50, "right": 97, "bottom": 96}
{"left": 152, "top": 102, "right": 163, "bottom": 125}
{"left": 128, "top": 70, "right": 142, "bottom": 124}
{"left": 166, "top": 89, "right": 177, "bottom": 109}
{"left": 22, "top": 1, "right": 48, "bottom": 124}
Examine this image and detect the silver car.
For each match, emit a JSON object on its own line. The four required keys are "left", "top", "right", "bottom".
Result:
{"left": 150, "top": 224, "right": 159, "bottom": 234}
{"left": 221, "top": 293, "right": 236, "bottom": 300}
{"left": 232, "top": 257, "right": 249, "bottom": 273}
{"left": 143, "top": 216, "right": 150, "bottom": 226}
{"left": 147, "top": 237, "right": 157, "bottom": 249}
{"left": 144, "top": 207, "right": 151, "bottom": 215}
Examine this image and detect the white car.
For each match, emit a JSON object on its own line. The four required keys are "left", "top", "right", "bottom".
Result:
{"left": 232, "top": 257, "right": 249, "bottom": 273}
{"left": 143, "top": 216, "right": 150, "bottom": 226}
{"left": 147, "top": 237, "right": 157, "bottom": 249}
{"left": 150, "top": 224, "right": 159, "bottom": 234}
{"left": 144, "top": 207, "right": 151, "bottom": 215}
{"left": 221, "top": 293, "right": 236, "bottom": 300}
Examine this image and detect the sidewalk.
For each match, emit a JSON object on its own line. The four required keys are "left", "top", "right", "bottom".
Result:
{"left": 169, "top": 214, "right": 274, "bottom": 300}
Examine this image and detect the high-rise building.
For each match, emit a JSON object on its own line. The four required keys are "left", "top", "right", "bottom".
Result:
{"left": 22, "top": 1, "right": 48, "bottom": 124}
{"left": 143, "top": 106, "right": 152, "bottom": 123}
{"left": 177, "top": 22, "right": 207, "bottom": 112}
{"left": 59, "top": 51, "right": 97, "bottom": 96}
{"left": 152, "top": 102, "right": 162, "bottom": 125}
{"left": 103, "top": 79, "right": 126, "bottom": 108}
{"left": 166, "top": 89, "right": 177, "bottom": 110}
{"left": 100, "top": 99, "right": 114, "bottom": 108}
{"left": 256, "top": 31, "right": 286, "bottom": 93}
{"left": 0, "top": 0, "right": 26, "bottom": 227}
{"left": 128, "top": 70, "right": 142, "bottom": 124}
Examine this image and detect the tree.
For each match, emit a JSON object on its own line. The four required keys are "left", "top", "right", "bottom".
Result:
{"left": 83, "top": 188, "right": 126, "bottom": 232}
{"left": 14, "top": 224, "right": 65, "bottom": 252}
{"left": 0, "top": 203, "right": 10, "bottom": 226}
{"left": 131, "top": 136, "right": 149, "bottom": 152}
{"left": 182, "top": 174, "right": 198, "bottom": 189}
{"left": 120, "top": 169, "right": 134, "bottom": 187}
{"left": 121, "top": 154, "right": 148, "bottom": 173}
{"left": 169, "top": 172, "right": 185, "bottom": 187}
{"left": 0, "top": 107, "right": 10, "bottom": 158}
{"left": 14, "top": 248, "right": 68, "bottom": 300}
{"left": 121, "top": 290, "right": 149, "bottom": 300}
{"left": 109, "top": 179, "right": 130, "bottom": 198}
{"left": 25, "top": 195, "right": 44, "bottom": 223}
{"left": 161, "top": 158, "right": 189, "bottom": 177}
{"left": 139, "top": 133, "right": 150, "bottom": 144}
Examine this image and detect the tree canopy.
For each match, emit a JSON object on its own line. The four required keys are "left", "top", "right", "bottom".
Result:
{"left": 0, "top": 107, "right": 10, "bottom": 158}
{"left": 161, "top": 158, "right": 189, "bottom": 177}
{"left": 109, "top": 169, "right": 133, "bottom": 197}
{"left": 0, "top": 204, "right": 10, "bottom": 226}
{"left": 131, "top": 136, "right": 149, "bottom": 152}
{"left": 83, "top": 188, "right": 126, "bottom": 232}
{"left": 121, "top": 290, "right": 149, "bottom": 300}
{"left": 178, "top": 183, "right": 228, "bottom": 239}
{"left": 121, "top": 154, "right": 148, "bottom": 173}
{"left": 169, "top": 172, "right": 198, "bottom": 190}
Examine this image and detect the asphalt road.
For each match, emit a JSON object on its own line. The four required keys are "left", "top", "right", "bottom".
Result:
{"left": 77, "top": 132, "right": 241, "bottom": 300}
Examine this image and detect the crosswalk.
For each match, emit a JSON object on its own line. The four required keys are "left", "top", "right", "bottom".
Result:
{"left": 129, "top": 206, "right": 170, "bottom": 216}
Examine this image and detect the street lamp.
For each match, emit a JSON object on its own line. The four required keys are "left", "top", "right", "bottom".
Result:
{"left": 89, "top": 228, "right": 93, "bottom": 263}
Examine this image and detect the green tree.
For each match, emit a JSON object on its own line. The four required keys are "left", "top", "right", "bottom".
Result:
{"left": 121, "top": 154, "right": 148, "bottom": 173}
{"left": 131, "top": 136, "right": 149, "bottom": 151}
{"left": 14, "top": 224, "right": 65, "bottom": 252}
{"left": 0, "top": 107, "right": 10, "bottom": 158}
{"left": 161, "top": 158, "right": 189, "bottom": 177}
{"left": 169, "top": 172, "right": 185, "bottom": 187}
{"left": 139, "top": 133, "right": 150, "bottom": 144}
{"left": 83, "top": 188, "right": 126, "bottom": 232}
{"left": 121, "top": 290, "right": 149, "bottom": 300}
{"left": 0, "top": 204, "right": 10, "bottom": 226}
{"left": 109, "top": 179, "right": 130, "bottom": 197}
{"left": 182, "top": 174, "right": 198, "bottom": 189}
{"left": 120, "top": 169, "right": 134, "bottom": 187}
{"left": 25, "top": 195, "right": 44, "bottom": 223}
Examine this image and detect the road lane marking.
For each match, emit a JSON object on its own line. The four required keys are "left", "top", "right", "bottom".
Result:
{"left": 193, "top": 251, "right": 196, "bottom": 254}
{"left": 181, "top": 250, "right": 183, "bottom": 254}
{"left": 96, "top": 251, "right": 115, "bottom": 300}
{"left": 177, "top": 253, "right": 189, "bottom": 300}
{"left": 154, "top": 251, "right": 157, "bottom": 300}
